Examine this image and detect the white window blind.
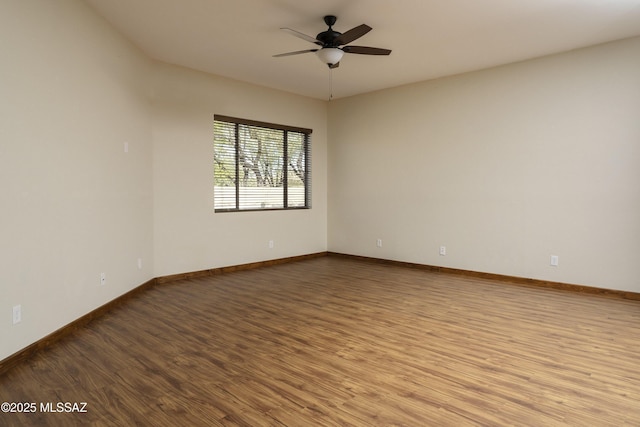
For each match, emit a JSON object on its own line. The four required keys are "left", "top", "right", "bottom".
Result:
{"left": 214, "top": 115, "right": 311, "bottom": 212}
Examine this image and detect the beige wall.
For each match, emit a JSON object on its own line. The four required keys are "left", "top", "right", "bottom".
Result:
{"left": 0, "top": 0, "right": 327, "bottom": 361}
{"left": 328, "top": 37, "right": 640, "bottom": 292}
{"left": 151, "top": 63, "right": 327, "bottom": 277}
{"left": 0, "top": 0, "right": 154, "bottom": 360}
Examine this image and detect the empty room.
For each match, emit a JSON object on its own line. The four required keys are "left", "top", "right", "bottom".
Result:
{"left": 1, "top": 0, "right": 639, "bottom": 425}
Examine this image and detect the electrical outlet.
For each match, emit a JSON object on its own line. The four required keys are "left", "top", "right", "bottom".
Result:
{"left": 550, "top": 255, "right": 559, "bottom": 267}
{"left": 376, "top": 239, "right": 382, "bottom": 248}
{"left": 268, "top": 240, "right": 274, "bottom": 249}
{"left": 439, "top": 246, "right": 446, "bottom": 256}
{"left": 100, "top": 272, "right": 106, "bottom": 285}
{"left": 137, "top": 258, "right": 143, "bottom": 270}
{"left": 13, "top": 305, "right": 21, "bottom": 325}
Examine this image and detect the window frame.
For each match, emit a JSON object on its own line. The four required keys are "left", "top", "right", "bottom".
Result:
{"left": 213, "top": 114, "right": 312, "bottom": 212}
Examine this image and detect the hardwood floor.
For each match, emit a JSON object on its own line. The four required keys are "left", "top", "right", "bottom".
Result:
{"left": 1, "top": 256, "right": 639, "bottom": 426}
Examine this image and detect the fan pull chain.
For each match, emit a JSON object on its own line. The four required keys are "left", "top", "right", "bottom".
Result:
{"left": 329, "top": 68, "right": 333, "bottom": 101}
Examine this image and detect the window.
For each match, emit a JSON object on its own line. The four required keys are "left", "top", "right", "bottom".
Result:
{"left": 214, "top": 115, "right": 311, "bottom": 212}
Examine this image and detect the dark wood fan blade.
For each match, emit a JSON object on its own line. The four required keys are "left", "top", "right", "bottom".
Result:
{"left": 334, "top": 24, "right": 372, "bottom": 46}
{"left": 273, "top": 49, "right": 318, "bottom": 57}
{"left": 329, "top": 62, "right": 340, "bottom": 69}
{"left": 281, "top": 28, "right": 322, "bottom": 45}
{"left": 342, "top": 45, "right": 391, "bottom": 55}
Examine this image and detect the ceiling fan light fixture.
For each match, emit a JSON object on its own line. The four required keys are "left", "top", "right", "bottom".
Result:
{"left": 316, "top": 48, "right": 343, "bottom": 66}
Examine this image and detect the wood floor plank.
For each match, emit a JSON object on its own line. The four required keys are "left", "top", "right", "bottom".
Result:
{"left": 1, "top": 256, "right": 639, "bottom": 426}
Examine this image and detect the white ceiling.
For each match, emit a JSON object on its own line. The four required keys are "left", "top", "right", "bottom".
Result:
{"left": 86, "top": 0, "right": 640, "bottom": 100}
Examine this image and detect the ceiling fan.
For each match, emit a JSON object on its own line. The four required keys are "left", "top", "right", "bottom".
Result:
{"left": 274, "top": 15, "right": 392, "bottom": 69}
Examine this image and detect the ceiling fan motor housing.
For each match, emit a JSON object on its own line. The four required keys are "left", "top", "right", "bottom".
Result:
{"left": 317, "top": 16, "right": 341, "bottom": 47}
